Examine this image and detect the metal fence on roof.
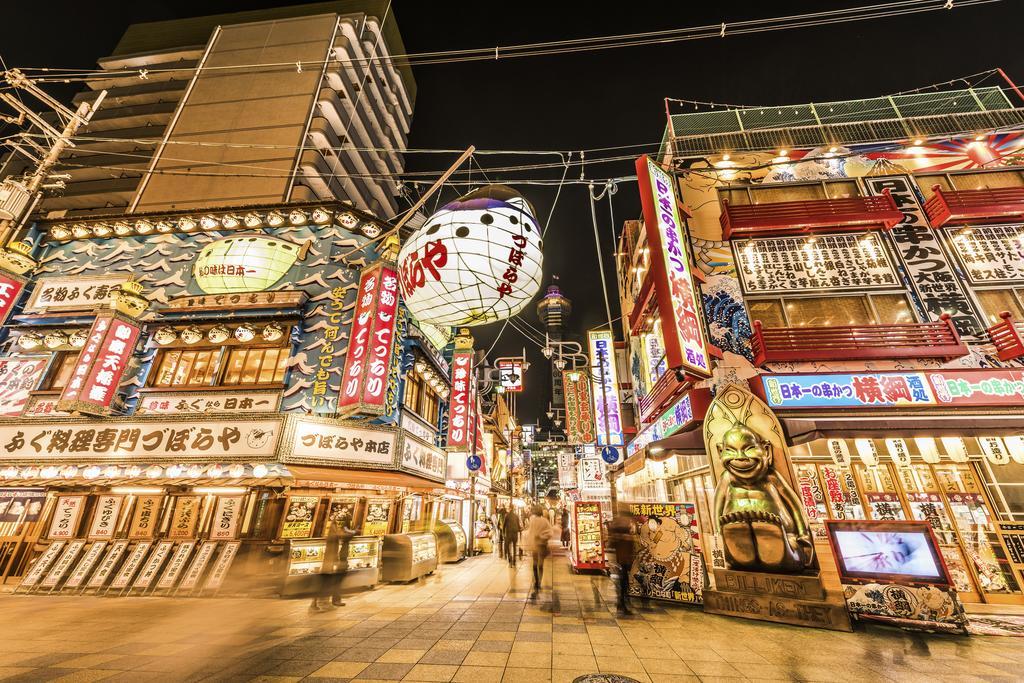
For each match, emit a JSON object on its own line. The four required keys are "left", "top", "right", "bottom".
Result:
{"left": 664, "top": 87, "right": 1024, "bottom": 158}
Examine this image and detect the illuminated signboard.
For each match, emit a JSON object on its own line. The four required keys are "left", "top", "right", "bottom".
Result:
{"left": 192, "top": 234, "right": 306, "bottom": 295}
{"left": 497, "top": 359, "right": 524, "bottom": 392}
{"left": 563, "top": 369, "right": 596, "bottom": 445}
{"left": 635, "top": 155, "right": 710, "bottom": 378}
{"left": 337, "top": 263, "right": 400, "bottom": 417}
{"left": 760, "top": 369, "right": 1024, "bottom": 409}
{"left": 588, "top": 330, "right": 623, "bottom": 447}
{"left": 0, "top": 271, "right": 26, "bottom": 328}
{"left": 25, "top": 275, "right": 127, "bottom": 313}
{"left": 57, "top": 314, "right": 140, "bottom": 416}
{"left": 627, "top": 394, "right": 694, "bottom": 457}
{"left": 446, "top": 348, "right": 474, "bottom": 449}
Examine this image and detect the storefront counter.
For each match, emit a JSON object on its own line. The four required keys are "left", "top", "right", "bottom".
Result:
{"left": 381, "top": 531, "right": 437, "bottom": 582}
{"left": 280, "top": 535, "right": 382, "bottom": 596}
{"left": 433, "top": 520, "right": 466, "bottom": 563}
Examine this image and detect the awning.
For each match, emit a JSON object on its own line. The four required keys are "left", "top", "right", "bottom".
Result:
{"left": 288, "top": 465, "right": 445, "bottom": 492}
{"left": 782, "top": 414, "right": 1024, "bottom": 444}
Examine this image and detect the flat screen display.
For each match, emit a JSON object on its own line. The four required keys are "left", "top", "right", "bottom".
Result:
{"left": 825, "top": 520, "right": 951, "bottom": 586}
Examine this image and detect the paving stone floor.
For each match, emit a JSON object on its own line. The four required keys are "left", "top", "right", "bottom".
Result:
{"left": 1, "top": 542, "right": 1023, "bottom": 682}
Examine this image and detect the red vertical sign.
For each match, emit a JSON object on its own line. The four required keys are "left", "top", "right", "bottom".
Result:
{"left": 0, "top": 272, "right": 25, "bottom": 328}
{"left": 446, "top": 350, "right": 473, "bottom": 449}
{"left": 338, "top": 263, "right": 400, "bottom": 417}
{"left": 57, "top": 314, "right": 140, "bottom": 415}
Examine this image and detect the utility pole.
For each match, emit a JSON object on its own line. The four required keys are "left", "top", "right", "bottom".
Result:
{"left": 0, "top": 69, "right": 106, "bottom": 245}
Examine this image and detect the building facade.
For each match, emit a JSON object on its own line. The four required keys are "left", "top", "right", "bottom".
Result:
{"left": 616, "top": 84, "right": 1024, "bottom": 619}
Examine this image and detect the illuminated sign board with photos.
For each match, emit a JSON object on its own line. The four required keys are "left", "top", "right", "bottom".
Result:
{"left": 588, "top": 330, "right": 624, "bottom": 447}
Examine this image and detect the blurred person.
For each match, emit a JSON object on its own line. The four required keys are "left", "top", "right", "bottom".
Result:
{"left": 608, "top": 503, "right": 641, "bottom": 615}
{"left": 503, "top": 505, "right": 522, "bottom": 567}
{"left": 524, "top": 505, "right": 553, "bottom": 601}
{"left": 310, "top": 519, "right": 351, "bottom": 612}
{"left": 495, "top": 506, "right": 507, "bottom": 559}
{"left": 560, "top": 507, "right": 570, "bottom": 548}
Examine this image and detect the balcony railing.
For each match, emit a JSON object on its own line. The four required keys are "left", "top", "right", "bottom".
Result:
{"left": 720, "top": 189, "right": 903, "bottom": 240}
{"left": 986, "top": 311, "right": 1024, "bottom": 361}
{"left": 750, "top": 316, "right": 968, "bottom": 366}
{"left": 924, "top": 185, "right": 1024, "bottom": 227}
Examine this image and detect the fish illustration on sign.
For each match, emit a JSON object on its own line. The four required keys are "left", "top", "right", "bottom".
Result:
{"left": 192, "top": 234, "right": 311, "bottom": 294}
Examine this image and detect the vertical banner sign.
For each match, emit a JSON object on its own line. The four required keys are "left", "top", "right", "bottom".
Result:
{"left": 635, "top": 155, "right": 711, "bottom": 377}
{"left": 86, "top": 540, "right": 129, "bottom": 589}
{"left": 169, "top": 496, "right": 201, "bottom": 539}
{"left": 562, "top": 370, "right": 597, "bottom": 444}
{"left": 157, "top": 541, "right": 196, "bottom": 590}
{"left": 0, "top": 271, "right": 26, "bottom": 328}
{"left": 129, "top": 495, "right": 163, "bottom": 539}
{"left": 885, "top": 438, "right": 912, "bottom": 467}
{"left": 210, "top": 496, "right": 244, "bottom": 540}
{"left": 863, "top": 176, "right": 983, "bottom": 336}
{"left": 313, "top": 285, "right": 347, "bottom": 413}
{"left": 588, "top": 331, "right": 624, "bottom": 447}
{"left": 48, "top": 495, "right": 85, "bottom": 539}
{"left": 338, "top": 263, "right": 400, "bottom": 417}
{"left": 88, "top": 495, "right": 124, "bottom": 540}
{"left": 446, "top": 349, "right": 473, "bottom": 449}
{"left": 64, "top": 541, "right": 107, "bottom": 589}
{"left": 57, "top": 313, "right": 140, "bottom": 415}
{"left": 497, "top": 359, "right": 524, "bottom": 392}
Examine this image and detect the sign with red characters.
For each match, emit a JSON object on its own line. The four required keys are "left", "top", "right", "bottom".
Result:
{"left": 446, "top": 349, "right": 473, "bottom": 449}
{"left": 337, "top": 263, "right": 400, "bottom": 417}
{"left": 563, "top": 369, "right": 597, "bottom": 444}
{"left": 0, "top": 272, "right": 26, "bottom": 328}
{"left": 57, "top": 314, "right": 140, "bottom": 415}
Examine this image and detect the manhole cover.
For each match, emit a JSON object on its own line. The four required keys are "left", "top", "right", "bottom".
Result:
{"left": 573, "top": 676, "right": 642, "bottom": 683}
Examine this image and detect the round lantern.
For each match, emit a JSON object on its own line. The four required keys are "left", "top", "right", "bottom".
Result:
{"left": 17, "top": 332, "right": 42, "bottom": 350}
{"left": 153, "top": 326, "right": 177, "bottom": 345}
{"left": 68, "top": 329, "right": 88, "bottom": 348}
{"left": 261, "top": 322, "right": 285, "bottom": 342}
{"left": 192, "top": 234, "right": 303, "bottom": 294}
{"left": 180, "top": 326, "right": 203, "bottom": 345}
{"left": 207, "top": 325, "right": 230, "bottom": 344}
{"left": 397, "top": 184, "right": 543, "bottom": 326}
{"left": 233, "top": 323, "right": 256, "bottom": 343}
{"left": 43, "top": 331, "right": 68, "bottom": 349}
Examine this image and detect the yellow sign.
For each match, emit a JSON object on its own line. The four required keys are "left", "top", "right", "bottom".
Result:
{"left": 362, "top": 499, "right": 391, "bottom": 536}
{"left": 280, "top": 496, "right": 319, "bottom": 539}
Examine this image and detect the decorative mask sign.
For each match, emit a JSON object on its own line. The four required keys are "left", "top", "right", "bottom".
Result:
{"left": 192, "top": 234, "right": 308, "bottom": 294}
{"left": 337, "top": 262, "right": 400, "bottom": 417}
{"left": 57, "top": 314, "right": 140, "bottom": 416}
{"left": 635, "top": 155, "right": 711, "bottom": 377}
{"left": 562, "top": 369, "right": 596, "bottom": 444}
{"left": 398, "top": 185, "right": 543, "bottom": 326}
{"left": 446, "top": 344, "right": 474, "bottom": 450}
{"left": 588, "top": 330, "right": 623, "bottom": 447}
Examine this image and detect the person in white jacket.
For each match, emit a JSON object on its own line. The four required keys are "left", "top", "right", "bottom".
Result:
{"left": 523, "top": 505, "right": 553, "bottom": 600}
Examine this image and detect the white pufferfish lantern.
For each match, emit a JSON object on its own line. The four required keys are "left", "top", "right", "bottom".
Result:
{"left": 398, "top": 184, "right": 543, "bottom": 327}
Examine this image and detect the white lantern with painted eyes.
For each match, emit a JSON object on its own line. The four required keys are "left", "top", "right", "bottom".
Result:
{"left": 68, "top": 330, "right": 88, "bottom": 348}
{"left": 43, "top": 331, "right": 68, "bottom": 349}
{"left": 153, "top": 326, "right": 178, "bottom": 345}
{"left": 261, "top": 322, "right": 285, "bottom": 342}
{"left": 233, "top": 323, "right": 256, "bottom": 343}
{"left": 207, "top": 325, "right": 230, "bottom": 344}
{"left": 17, "top": 332, "right": 42, "bottom": 350}
{"left": 397, "top": 184, "right": 543, "bottom": 326}
{"left": 180, "top": 326, "right": 203, "bottom": 345}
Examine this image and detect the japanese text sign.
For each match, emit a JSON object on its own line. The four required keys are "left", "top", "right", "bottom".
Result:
{"left": 636, "top": 155, "right": 711, "bottom": 377}
{"left": 627, "top": 393, "right": 695, "bottom": 457}
{"left": 588, "top": 331, "right": 623, "bottom": 447}
{"left": 288, "top": 418, "right": 396, "bottom": 467}
{"left": 210, "top": 496, "right": 244, "bottom": 540}
{"left": 48, "top": 495, "right": 85, "bottom": 539}
{"left": 498, "top": 359, "right": 524, "bottom": 392}
{"left": 0, "top": 357, "right": 47, "bottom": 416}
{"left": 338, "top": 263, "right": 400, "bottom": 417}
{"left": 25, "top": 275, "right": 125, "bottom": 313}
{"left": 446, "top": 349, "right": 474, "bottom": 449}
{"left": 563, "top": 369, "right": 596, "bottom": 445}
{"left": 946, "top": 224, "right": 1024, "bottom": 284}
{"left": 0, "top": 271, "right": 26, "bottom": 328}
{"left": 57, "top": 314, "right": 140, "bottom": 415}
{"left": 400, "top": 434, "right": 447, "bottom": 482}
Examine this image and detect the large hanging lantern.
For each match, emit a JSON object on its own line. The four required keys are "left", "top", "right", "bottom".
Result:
{"left": 398, "top": 185, "right": 543, "bottom": 326}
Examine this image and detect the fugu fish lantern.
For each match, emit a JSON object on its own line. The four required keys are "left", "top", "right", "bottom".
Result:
{"left": 398, "top": 185, "right": 543, "bottom": 327}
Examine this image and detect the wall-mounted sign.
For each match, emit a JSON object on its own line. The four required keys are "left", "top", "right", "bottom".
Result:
{"left": 57, "top": 313, "right": 141, "bottom": 416}
{"left": 86, "top": 540, "right": 129, "bottom": 589}
{"left": 563, "top": 369, "right": 596, "bottom": 445}
{"left": 281, "top": 496, "right": 319, "bottom": 539}
{"left": 945, "top": 224, "right": 1024, "bottom": 284}
{"left": 169, "top": 496, "right": 201, "bottom": 539}
{"left": 25, "top": 275, "right": 126, "bottom": 313}
{"left": 0, "top": 271, "right": 26, "bottom": 329}
{"left": 636, "top": 155, "right": 711, "bottom": 377}
{"left": 557, "top": 451, "right": 577, "bottom": 488}
{"left": 157, "top": 541, "right": 196, "bottom": 590}
{"left": 129, "top": 495, "right": 164, "bottom": 539}
{"left": 627, "top": 393, "right": 697, "bottom": 457}
{"left": 0, "top": 357, "right": 46, "bottom": 417}
{"left": 48, "top": 495, "right": 85, "bottom": 539}
{"left": 0, "top": 487, "right": 45, "bottom": 523}
{"left": 588, "top": 330, "right": 624, "bottom": 447}
{"left": 288, "top": 418, "right": 395, "bottom": 467}
{"left": 64, "top": 541, "right": 107, "bottom": 589}
{"left": 362, "top": 499, "right": 391, "bottom": 536}
{"left": 446, "top": 349, "right": 473, "bottom": 449}
{"left": 165, "top": 290, "right": 306, "bottom": 311}
{"left": 399, "top": 434, "right": 446, "bottom": 482}
{"left": 138, "top": 389, "right": 280, "bottom": 415}
{"left": 192, "top": 234, "right": 307, "bottom": 294}
{"left": 87, "top": 495, "right": 124, "bottom": 540}
{"left": 735, "top": 233, "right": 899, "bottom": 293}
{"left": 579, "top": 457, "right": 607, "bottom": 490}
{"left": 760, "top": 369, "right": 1024, "bottom": 410}
{"left": 337, "top": 263, "right": 400, "bottom": 417}
{"left": 210, "top": 496, "right": 244, "bottom": 540}
{"left": 132, "top": 540, "right": 173, "bottom": 590}
{"left": 0, "top": 417, "right": 283, "bottom": 464}
{"left": 497, "top": 359, "right": 524, "bottom": 392}
{"left": 863, "top": 176, "right": 983, "bottom": 336}
{"left": 109, "top": 541, "right": 151, "bottom": 590}
{"left": 178, "top": 542, "right": 217, "bottom": 591}
{"left": 401, "top": 410, "right": 437, "bottom": 444}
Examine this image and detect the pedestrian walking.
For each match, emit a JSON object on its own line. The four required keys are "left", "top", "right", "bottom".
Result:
{"left": 560, "top": 507, "right": 570, "bottom": 548}
{"left": 495, "top": 506, "right": 507, "bottom": 559}
{"left": 503, "top": 506, "right": 521, "bottom": 567}
{"left": 310, "top": 520, "right": 351, "bottom": 611}
{"left": 523, "top": 505, "right": 553, "bottom": 600}
{"left": 608, "top": 503, "right": 642, "bottom": 615}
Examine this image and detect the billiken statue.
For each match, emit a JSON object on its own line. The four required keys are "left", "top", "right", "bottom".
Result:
{"left": 713, "top": 422, "right": 815, "bottom": 573}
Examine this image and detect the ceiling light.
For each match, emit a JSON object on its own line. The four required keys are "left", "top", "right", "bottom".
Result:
{"left": 244, "top": 213, "right": 263, "bottom": 228}
{"left": 288, "top": 209, "right": 307, "bottom": 225}
{"left": 194, "top": 486, "right": 248, "bottom": 495}
{"left": 166, "top": 464, "right": 183, "bottom": 478}
{"left": 251, "top": 464, "right": 269, "bottom": 478}
{"left": 779, "top": 149, "right": 788, "bottom": 156}
{"left": 103, "top": 465, "right": 121, "bottom": 478}
{"left": 178, "top": 216, "right": 197, "bottom": 232}
{"left": 829, "top": 146, "right": 838, "bottom": 153}
{"left": 975, "top": 133, "right": 986, "bottom": 141}
{"left": 721, "top": 153, "right": 730, "bottom": 161}
{"left": 336, "top": 211, "right": 359, "bottom": 229}
{"left": 145, "top": 465, "right": 163, "bottom": 479}
{"left": 68, "top": 330, "right": 87, "bottom": 348}
{"left": 266, "top": 211, "right": 286, "bottom": 227}
{"left": 913, "top": 138, "right": 924, "bottom": 146}
{"left": 112, "top": 486, "right": 164, "bottom": 495}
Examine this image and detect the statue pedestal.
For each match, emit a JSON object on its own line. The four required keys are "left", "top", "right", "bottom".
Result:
{"left": 704, "top": 568, "right": 852, "bottom": 632}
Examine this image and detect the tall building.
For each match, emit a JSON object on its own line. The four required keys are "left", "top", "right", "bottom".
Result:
{"left": 535, "top": 278, "right": 572, "bottom": 417}
{"left": 616, "top": 81, "right": 1024, "bottom": 622}
{"left": 41, "top": 1, "right": 414, "bottom": 219}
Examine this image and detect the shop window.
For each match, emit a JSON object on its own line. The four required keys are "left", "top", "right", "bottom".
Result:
{"left": 45, "top": 352, "right": 79, "bottom": 390}
{"left": 975, "top": 288, "right": 1024, "bottom": 325}
{"left": 871, "top": 293, "right": 915, "bottom": 324}
{"left": 749, "top": 292, "right": 916, "bottom": 328}
{"left": 748, "top": 300, "right": 785, "bottom": 327}
{"left": 150, "top": 345, "right": 286, "bottom": 388}
{"left": 751, "top": 184, "right": 823, "bottom": 204}
{"left": 420, "top": 389, "right": 439, "bottom": 426}
{"left": 152, "top": 349, "right": 222, "bottom": 387}
{"left": 787, "top": 295, "right": 871, "bottom": 327}
{"left": 223, "top": 347, "right": 287, "bottom": 386}
{"left": 404, "top": 372, "right": 423, "bottom": 413}
{"left": 917, "top": 169, "right": 1024, "bottom": 199}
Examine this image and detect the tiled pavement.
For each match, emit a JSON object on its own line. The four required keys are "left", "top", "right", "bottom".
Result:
{"left": 1, "top": 542, "right": 1023, "bottom": 682}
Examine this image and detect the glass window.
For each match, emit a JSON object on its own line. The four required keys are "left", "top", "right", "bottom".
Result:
{"left": 823, "top": 180, "right": 860, "bottom": 199}
{"left": 404, "top": 373, "right": 422, "bottom": 414}
{"left": 748, "top": 300, "right": 785, "bottom": 327}
{"left": 975, "top": 288, "right": 1024, "bottom": 325}
{"left": 952, "top": 170, "right": 1024, "bottom": 191}
{"left": 223, "top": 347, "right": 286, "bottom": 386}
{"left": 870, "top": 294, "right": 916, "bottom": 324}
{"left": 916, "top": 174, "right": 952, "bottom": 199}
{"left": 46, "top": 353, "right": 79, "bottom": 390}
{"left": 751, "top": 184, "right": 823, "bottom": 204}
{"left": 719, "top": 188, "right": 750, "bottom": 206}
{"left": 152, "top": 350, "right": 221, "bottom": 388}
{"left": 787, "top": 295, "right": 871, "bottom": 326}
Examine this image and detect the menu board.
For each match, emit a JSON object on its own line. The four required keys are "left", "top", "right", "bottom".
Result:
{"left": 168, "top": 496, "right": 201, "bottom": 539}
{"left": 64, "top": 541, "right": 107, "bottom": 589}
{"left": 409, "top": 533, "right": 437, "bottom": 565}
{"left": 40, "top": 540, "right": 85, "bottom": 588}
{"left": 48, "top": 495, "right": 85, "bottom": 539}
{"left": 280, "top": 496, "right": 319, "bottom": 539}
{"left": 88, "top": 495, "right": 124, "bottom": 540}
{"left": 20, "top": 541, "right": 64, "bottom": 588}
{"left": 157, "top": 542, "right": 196, "bottom": 590}
{"left": 86, "top": 540, "right": 129, "bottom": 589}
{"left": 132, "top": 540, "right": 174, "bottom": 590}
{"left": 210, "top": 496, "right": 244, "bottom": 540}
{"left": 628, "top": 502, "right": 703, "bottom": 604}
{"left": 573, "top": 502, "right": 604, "bottom": 565}
{"left": 178, "top": 542, "right": 218, "bottom": 591}
{"left": 362, "top": 499, "right": 391, "bottom": 536}
{"left": 109, "top": 542, "right": 152, "bottom": 590}
{"left": 328, "top": 498, "right": 357, "bottom": 528}
{"left": 128, "top": 495, "right": 164, "bottom": 539}
{"left": 287, "top": 540, "right": 327, "bottom": 576}
{"left": 203, "top": 541, "right": 240, "bottom": 591}
{"left": 946, "top": 224, "right": 1024, "bottom": 284}
{"left": 998, "top": 522, "right": 1024, "bottom": 568}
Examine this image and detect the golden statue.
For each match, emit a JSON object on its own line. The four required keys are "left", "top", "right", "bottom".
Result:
{"left": 704, "top": 385, "right": 814, "bottom": 573}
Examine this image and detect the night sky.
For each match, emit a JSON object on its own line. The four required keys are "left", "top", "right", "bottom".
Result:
{"left": 4, "top": 1, "right": 1022, "bottom": 422}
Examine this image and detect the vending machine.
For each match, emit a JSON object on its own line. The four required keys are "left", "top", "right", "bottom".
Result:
{"left": 569, "top": 501, "right": 606, "bottom": 572}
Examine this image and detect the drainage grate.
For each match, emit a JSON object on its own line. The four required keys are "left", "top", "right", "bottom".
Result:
{"left": 573, "top": 676, "right": 643, "bottom": 683}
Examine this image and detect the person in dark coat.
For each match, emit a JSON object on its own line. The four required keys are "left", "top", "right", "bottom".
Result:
{"left": 503, "top": 508, "right": 521, "bottom": 567}
{"left": 560, "top": 508, "right": 570, "bottom": 548}
{"left": 311, "top": 519, "right": 352, "bottom": 611}
{"left": 608, "top": 504, "right": 639, "bottom": 615}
